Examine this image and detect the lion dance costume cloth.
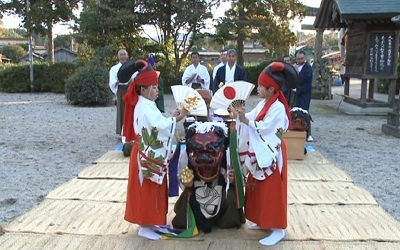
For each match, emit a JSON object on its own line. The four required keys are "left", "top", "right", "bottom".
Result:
{"left": 172, "top": 121, "right": 245, "bottom": 233}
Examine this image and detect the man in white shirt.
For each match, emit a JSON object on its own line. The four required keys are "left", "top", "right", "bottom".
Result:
{"left": 182, "top": 51, "right": 210, "bottom": 89}
{"left": 109, "top": 49, "right": 129, "bottom": 136}
{"left": 212, "top": 49, "right": 247, "bottom": 93}
{"left": 212, "top": 50, "right": 227, "bottom": 81}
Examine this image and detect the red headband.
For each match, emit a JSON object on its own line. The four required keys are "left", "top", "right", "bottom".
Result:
{"left": 258, "top": 72, "right": 280, "bottom": 90}
{"left": 133, "top": 70, "right": 159, "bottom": 86}
{"left": 123, "top": 69, "right": 159, "bottom": 142}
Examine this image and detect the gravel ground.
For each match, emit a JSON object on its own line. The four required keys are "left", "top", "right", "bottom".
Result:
{"left": 1, "top": 91, "right": 399, "bottom": 233}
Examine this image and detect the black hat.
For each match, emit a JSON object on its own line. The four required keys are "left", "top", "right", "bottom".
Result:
{"left": 261, "top": 62, "right": 299, "bottom": 89}
{"left": 117, "top": 59, "right": 151, "bottom": 83}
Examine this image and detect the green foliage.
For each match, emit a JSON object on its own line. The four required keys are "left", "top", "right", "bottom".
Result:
{"left": 312, "top": 58, "right": 333, "bottom": 100}
{"left": 1, "top": 0, "right": 80, "bottom": 64}
{"left": 0, "top": 44, "right": 26, "bottom": 61}
{"left": 0, "top": 64, "right": 31, "bottom": 92}
{"left": 154, "top": 56, "right": 189, "bottom": 93}
{"left": 0, "top": 27, "right": 26, "bottom": 38}
{"left": 75, "top": 0, "right": 145, "bottom": 64}
{"left": 0, "top": 62, "right": 77, "bottom": 93}
{"left": 133, "top": 0, "right": 219, "bottom": 78}
{"left": 64, "top": 63, "right": 112, "bottom": 106}
{"left": 37, "top": 62, "right": 77, "bottom": 93}
{"left": 244, "top": 61, "right": 270, "bottom": 91}
{"left": 214, "top": 0, "right": 305, "bottom": 66}
{"left": 0, "top": 0, "right": 80, "bottom": 35}
{"left": 54, "top": 34, "right": 73, "bottom": 49}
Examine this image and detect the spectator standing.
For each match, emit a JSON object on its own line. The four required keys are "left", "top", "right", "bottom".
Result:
{"left": 182, "top": 51, "right": 210, "bottom": 89}
{"left": 212, "top": 50, "right": 227, "bottom": 81}
{"left": 281, "top": 55, "right": 292, "bottom": 105}
{"left": 212, "top": 49, "right": 247, "bottom": 94}
{"left": 109, "top": 49, "right": 129, "bottom": 137}
{"left": 294, "top": 50, "right": 313, "bottom": 142}
{"left": 147, "top": 53, "right": 156, "bottom": 68}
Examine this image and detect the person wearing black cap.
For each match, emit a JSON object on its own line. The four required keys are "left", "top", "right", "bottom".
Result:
{"left": 118, "top": 59, "right": 188, "bottom": 240}
{"left": 231, "top": 62, "right": 298, "bottom": 246}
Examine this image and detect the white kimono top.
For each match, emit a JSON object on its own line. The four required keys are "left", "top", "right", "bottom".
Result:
{"left": 212, "top": 62, "right": 225, "bottom": 80}
{"left": 109, "top": 62, "right": 122, "bottom": 95}
{"left": 182, "top": 64, "right": 211, "bottom": 89}
{"left": 134, "top": 96, "right": 177, "bottom": 185}
{"left": 237, "top": 99, "right": 289, "bottom": 180}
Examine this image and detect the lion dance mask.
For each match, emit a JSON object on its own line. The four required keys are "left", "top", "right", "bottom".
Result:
{"left": 185, "top": 122, "right": 229, "bottom": 183}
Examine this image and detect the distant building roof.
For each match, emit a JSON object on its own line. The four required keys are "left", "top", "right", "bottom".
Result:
{"left": 41, "top": 47, "right": 78, "bottom": 63}
{"left": 41, "top": 47, "right": 77, "bottom": 57}
{"left": 336, "top": 0, "right": 400, "bottom": 19}
{"left": 18, "top": 53, "right": 44, "bottom": 63}
{"left": 0, "top": 37, "right": 28, "bottom": 48}
{"left": 314, "top": 0, "right": 400, "bottom": 29}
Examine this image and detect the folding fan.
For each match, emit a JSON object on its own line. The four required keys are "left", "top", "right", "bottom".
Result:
{"left": 210, "top": 81, "right": 255, "bottom": 110}
{"left": 171, "top": 85, "right": 208, "bottom": 116}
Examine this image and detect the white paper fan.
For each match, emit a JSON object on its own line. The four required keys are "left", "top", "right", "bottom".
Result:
{"left": 171, "top": 85, "right": 208, "bottom": 116}
{"left": 210, "top": 81, "right": 255, "bottom": 110}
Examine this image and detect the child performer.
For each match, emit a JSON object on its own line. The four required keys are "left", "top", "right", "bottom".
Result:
{"left": 232, "top": 62, "right": 298, "bottom": 246}
{"left": 119, "top": 60, "right": 188, "bottom": 240}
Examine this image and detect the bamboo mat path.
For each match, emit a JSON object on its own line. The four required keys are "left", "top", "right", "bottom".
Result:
{"left": 1, "top": 150, "right": 400, "bottom": 249}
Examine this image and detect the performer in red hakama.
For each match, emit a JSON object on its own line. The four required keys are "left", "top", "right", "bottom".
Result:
{"left": 232, "top": 62, "right": 298, "bottom": 246}
{"left": 120, "top": 60, "right": 188, "bottom": 240}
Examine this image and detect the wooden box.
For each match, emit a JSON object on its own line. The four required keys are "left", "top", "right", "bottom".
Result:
{"left": 283, "top": 130, "right": 306, "bottom": 160}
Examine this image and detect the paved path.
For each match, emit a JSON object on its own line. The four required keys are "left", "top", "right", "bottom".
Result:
{"left": 1, "top": 149, "right": 399, "bottom": 249}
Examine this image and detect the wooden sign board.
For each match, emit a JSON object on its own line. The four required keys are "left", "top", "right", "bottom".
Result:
{"left": 366, "top": 32, "right": 397, "bottom": 77}
{"left": 346, "top": 28, "right": 399, "bottom": 79}
{"left": 346, "top": 32, "right": 366, "bottom": 78}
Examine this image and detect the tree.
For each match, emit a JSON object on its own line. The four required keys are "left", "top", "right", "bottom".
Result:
{"left": 4, "top": 28, "right": 27, "bottom": 38}
{"left": 299, "top": 31, "right": 340, "bottom": 51}
{"left": 74, "top": 0, "right": 148, "bottom": 68}
{"left": 54, "top": 34, "right": 73, "bottom": 49}
{"left": 214, "top": 0, "right": 305, "bottom": 66}
{"left": 0, "top": 44, "right": 26, "bottom": 61}
{"left": 0, "top": 0, "right": 80, "bottom": 64}
{"left": 133, "top": 0, "right": 220, "bottom": 78}
{"left": 0, "top": 18, "right": 4, "bottom": 37}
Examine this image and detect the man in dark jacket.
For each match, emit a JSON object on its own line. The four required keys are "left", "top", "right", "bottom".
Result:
{"left": 294, "top": 50, "right": 313, "bottom": 141}
{"left": 212, "top": 49, "right": 247, "bottom": 94}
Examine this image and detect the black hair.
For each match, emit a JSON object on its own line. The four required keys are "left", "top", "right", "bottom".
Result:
{"left": 295, "top": 50, "right": 305, "bottom": 56}
{"left": 191, "top": 51, "right": 200, "bottom": 57}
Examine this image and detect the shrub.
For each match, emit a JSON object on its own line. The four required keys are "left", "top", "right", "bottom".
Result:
{"left": 0, "top": 44, "right": 26, "bottom": 62}
{"left": 31, "top": 63, "right": 50, "bottom": 91}
{"left": 0, "top": 62, "right": 73, "bottom": 93}
{"left": 244, "top": 61, "right": 270, "bottom": 93}
{"left": 0, "top": 64, "right": 31, "bottom": 92}
{"left": 65, "top": 63, "right": 112, "bottom": 106}
{"left": 40, "top": 62, "right": 77, "bottom": 93}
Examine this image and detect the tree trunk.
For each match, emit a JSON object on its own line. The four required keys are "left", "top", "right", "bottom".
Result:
{"left": 47, "top": 20, "right": 54, "bottom": 64}
{"left": 311, "top": 28, "right": 332, "bottom": 99}
{"left": 236, "top": 0, "right": 245, "bottom": 66}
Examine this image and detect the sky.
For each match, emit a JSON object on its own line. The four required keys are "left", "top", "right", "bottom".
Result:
{"left": 1, "top": 0, "right": 321, "bottom": 37}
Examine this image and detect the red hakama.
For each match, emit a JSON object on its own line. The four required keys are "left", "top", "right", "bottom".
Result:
{"left": 124, "top": 141, "right": 168, "bottom": 226}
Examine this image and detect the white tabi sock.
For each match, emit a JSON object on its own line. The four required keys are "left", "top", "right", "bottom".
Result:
{"left": 248, "top": 223, "right": 261, "bottom": 230}
{"left": 138, "top": 226, "right": 161, "bottom": 240}
{"left": 259, "top": 228, "right": 285, "bottom": 246}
